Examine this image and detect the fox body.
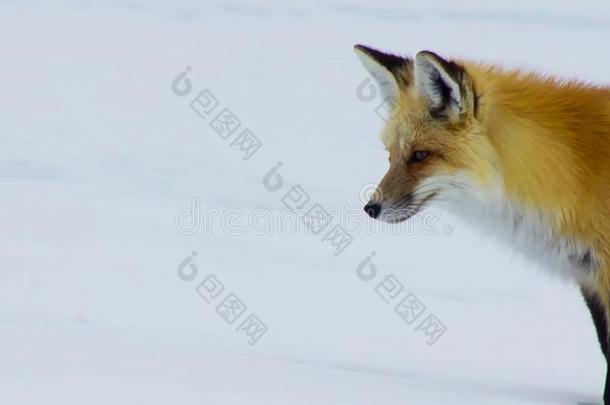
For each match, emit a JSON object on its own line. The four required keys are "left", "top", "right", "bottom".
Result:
{"left": 354, "top": 45, "right": 610, "bottom": 402}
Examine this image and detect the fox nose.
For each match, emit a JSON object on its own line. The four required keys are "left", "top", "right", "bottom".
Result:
{"left": 364, "top": 202, "right": 382, "bottom": 219}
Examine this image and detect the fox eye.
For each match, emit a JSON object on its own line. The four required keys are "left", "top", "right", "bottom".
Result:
{"left": 408, "top": 150, "right": 430, "bottom": 164}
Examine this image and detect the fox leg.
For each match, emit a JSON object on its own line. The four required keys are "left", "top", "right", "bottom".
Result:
{"left": 606, "top": 305, "right": 610, "bottom": 405}
{"left": 581, "top": 287, "right": 608, "bottom": 356}
{"left": 580, "top": 286, "right": 610, "bottom": 403}
{"left": 607, "top": 363, "right": 610, "bottom": 405}
{"left": 606, "top": 322, "right": 610, "bottom": 405}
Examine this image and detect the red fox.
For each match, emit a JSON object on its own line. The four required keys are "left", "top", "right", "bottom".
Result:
{"left": 354, "top": 44, "right": 610, "bottom": 403}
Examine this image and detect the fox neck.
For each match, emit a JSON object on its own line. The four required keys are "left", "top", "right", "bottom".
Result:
{"left": 441, "top": 171, "right": 597, "bottom": 284}
{"left": 442, "top": 69, "right": 603, "bottom": 284}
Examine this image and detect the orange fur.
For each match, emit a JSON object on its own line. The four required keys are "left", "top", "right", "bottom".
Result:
{"left": 377, "top": 58, "right": 610, "bottom": 297}
{"left": 356, "top": 45, "right": 610, "bottom": 401}
{"left": 464, "top": 64, "right": 610, "bottom": 295}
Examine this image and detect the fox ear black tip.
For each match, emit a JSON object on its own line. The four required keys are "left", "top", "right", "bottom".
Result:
{"left": 416, "top": 50, "right": 433, "bottom": 58}
{"left": 354, "top": 44, "right": 371, "bottom": 53}
{"left": 416, "top": 50, "right": 443, "bottom": 63}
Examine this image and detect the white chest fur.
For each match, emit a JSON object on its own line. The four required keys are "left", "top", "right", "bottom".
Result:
{"left": 431, "top": 174, "right": 597, "bottom": 284}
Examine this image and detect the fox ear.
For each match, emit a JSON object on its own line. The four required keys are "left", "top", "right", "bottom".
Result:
{"left": 354, "top": 44, "right": 411, "bottom": 102}
{"left": 414, "top": 51, "right": 472, "bottom": 119}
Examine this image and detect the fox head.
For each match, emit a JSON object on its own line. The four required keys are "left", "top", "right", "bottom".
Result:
{"left": 355, "top": 45, "right": 493, "bottom": 223}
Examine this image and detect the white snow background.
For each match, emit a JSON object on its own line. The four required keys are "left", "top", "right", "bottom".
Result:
{"left": 2, "top": 0, "right": 609, "bottom": 404}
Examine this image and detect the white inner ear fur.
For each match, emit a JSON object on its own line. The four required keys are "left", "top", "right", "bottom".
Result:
{"left": 354, "top": 48, "right": 399, "bottom": 102}
{"left": 414, "top": 54, "right": 462, "bottom": 111}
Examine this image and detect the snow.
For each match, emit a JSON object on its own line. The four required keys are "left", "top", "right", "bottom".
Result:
{"left": 1, "top": 0, "right": 608, "bottom": 403}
